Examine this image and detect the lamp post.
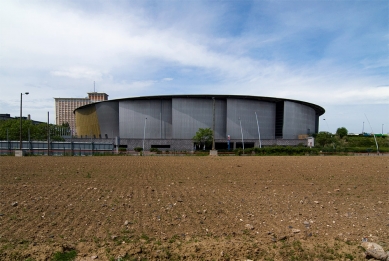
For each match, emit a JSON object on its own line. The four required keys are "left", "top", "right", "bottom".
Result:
{"left": 19, "top": 92, "right": 29, "bottom": 149}
{"left": 382, "top": 124, "right": 384, "bottom": 135}
{"left": 323, "top": 118, "right": 329, "bottom": 133}
{"left": 212, "top": 97, "right": 215, "bottom": 150}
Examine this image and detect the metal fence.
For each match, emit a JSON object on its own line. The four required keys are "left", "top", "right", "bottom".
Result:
{"left": 0, "top": 141, "right": 114, "bottom": 156}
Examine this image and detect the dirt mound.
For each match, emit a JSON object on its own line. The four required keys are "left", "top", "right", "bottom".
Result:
{"left": 0, "top": 156, "right": 387, "bottom": 260}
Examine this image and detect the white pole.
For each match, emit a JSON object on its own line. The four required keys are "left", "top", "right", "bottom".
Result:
{"left": 212, "top": 97, "right": 215, "bottom": 150}
{"left": 19, "top": 92, "right": 29, "bottom": 149}
{"left": 364, "top": 114, "right": 379, "bottom": 153}
{"left": 20, "top": 93, "right": 22, "bottom": 149}
{"left": 143, "top": 117, "right": 147, "bottom": 155}
{"left": 255, "top": 112, "right": 261, "bottom": 148}
{"left": 239, "top": 117, "right": 244, "bottom": 151}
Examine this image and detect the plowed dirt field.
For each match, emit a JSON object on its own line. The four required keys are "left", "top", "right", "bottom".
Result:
{"left": 0, "top": 156, "right": 388, "bottom": 261}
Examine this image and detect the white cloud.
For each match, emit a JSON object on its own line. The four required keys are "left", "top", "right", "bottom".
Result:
{"left": 0, "top": 0, "right": 387, "bottom": 132}
{"left": 106, "top": 80, "right": 157, "bottom": 94}
{"left": 51, "top": 67, "right": 103, "bottom": 80}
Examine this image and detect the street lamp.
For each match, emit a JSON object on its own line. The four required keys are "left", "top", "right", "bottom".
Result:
{"left": 382, "top": 124, "right": 384, "bottom": 135}
{"left": 323, "top": 118, "right": 329, "bottom": 132}
{"left": 212, "top": 97, "right": 215, "bottom": 150}
{"left": 19, "top": 92, "right": 29, "bottom": 149}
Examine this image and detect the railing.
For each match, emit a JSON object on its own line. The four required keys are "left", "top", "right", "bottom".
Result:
{"left": 0, "top": 141, "right": 114, "bottom": 156}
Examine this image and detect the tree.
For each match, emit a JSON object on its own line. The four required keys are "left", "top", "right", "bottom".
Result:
{"left": 336, "top": 127, "right": 348, "bottom": 138}
{"left": 314, "top": 131, "right": 335, "bottom": 147}
{"left": 192, "top": 128, "right": 213, "bottom": 150}
{"left": 0, "top": 119, "right": 64, "bottom": 141}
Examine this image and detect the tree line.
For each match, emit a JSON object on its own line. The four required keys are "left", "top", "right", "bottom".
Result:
{"left": 193, "top": 127, "right": 389, "bottom": 152}
{"left": 0, "top": 119, "right": 69, "bottom": 141}
{"left": 313, "top": 127, "right": 388, "bottom": 150}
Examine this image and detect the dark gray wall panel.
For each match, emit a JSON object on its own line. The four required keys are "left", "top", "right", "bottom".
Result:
{"left": 161, "top": 100, "right": 173, "bottom": 139}
{"left": 172, "top": 98, "right": 226, "bottom": 139}
{"left": 226, "top": 99, "right": 276, "bottom": 140}
{"left": 214, "top": 99, "right": 227, "bottom": 139}
{"left": 283, "top": 101, "right": 316, "bottom": 139}
{"left": 119, "top": 99, "right": 172, "bottom": 139}
{"left": 96, "top": 101, "right": 119, "bottom": 138}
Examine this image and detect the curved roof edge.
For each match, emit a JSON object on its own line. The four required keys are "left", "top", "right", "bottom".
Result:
{"left": 75, "top": 94, "right": 325, "bottom": 116}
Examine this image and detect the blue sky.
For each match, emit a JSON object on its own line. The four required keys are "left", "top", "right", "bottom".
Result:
{"left": 1, "top": 0, "right": 388, "bottom": 134}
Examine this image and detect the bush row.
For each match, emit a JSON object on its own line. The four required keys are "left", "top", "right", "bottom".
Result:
{"left": 233, "top": 146, "right": 388, "bottom": 156}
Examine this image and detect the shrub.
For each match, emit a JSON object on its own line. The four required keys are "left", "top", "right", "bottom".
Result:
{"left": 234, "top": 149, "right": 243, "bottom": 156}
{"left": 244, "top": 148, "right": 255, "bottom": 154}
{"left": 253, "top": 146, "right": 319, "bottom": 156}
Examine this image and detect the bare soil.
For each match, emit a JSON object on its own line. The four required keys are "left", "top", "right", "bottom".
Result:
{"left": 0, "top": 156, "right": 388, "bottom": 261}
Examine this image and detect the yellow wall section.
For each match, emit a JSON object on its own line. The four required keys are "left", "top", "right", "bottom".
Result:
{"left": 75, "top": 106, "right": 101, "bottom": 137}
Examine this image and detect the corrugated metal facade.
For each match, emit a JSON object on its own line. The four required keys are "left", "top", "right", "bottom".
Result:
{"left": 172, "top": 98, "right": 226, "bottom": 139}
{"left": 96, "top": 101, "right": 119, "bottom": 138}
{"left": 75, "top": 95, "right": 324, "bottom": 142}
{"left": 119, "top": 99, "right": 172, "bottom": 139}
{"left": 283, "top": 101, "right": 317, "bottom": 139}
{"left": 226, "top": 99, "right": 276, "bottom": 140}
{"left": 75, "top": 104, "right": 100, "bottom": 137}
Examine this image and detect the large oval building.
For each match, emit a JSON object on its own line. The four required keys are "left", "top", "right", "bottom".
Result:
{"left": 74, "top": 95, "right": 324, "bottom": 150}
